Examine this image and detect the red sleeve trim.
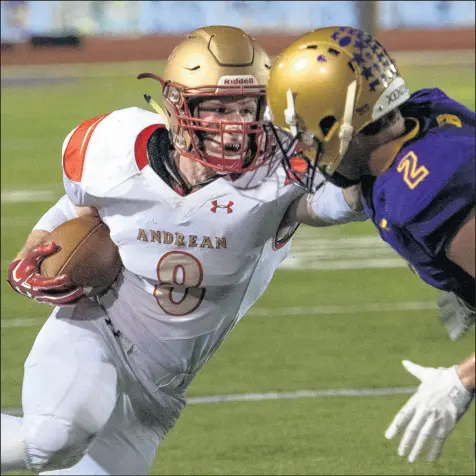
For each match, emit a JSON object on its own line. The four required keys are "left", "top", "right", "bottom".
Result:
{"left": 134, "top": 124, "right": 166, "bottom": 171}
{"left": 63, "top": 113, "right": 110, "bottom": 182}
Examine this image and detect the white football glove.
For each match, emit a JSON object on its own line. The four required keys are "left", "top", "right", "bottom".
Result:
{"left": 437, "top": 291, "right": 475, "bottom": 341}
{"left": 385, "top": 360, "right": 474, "bottom": 463}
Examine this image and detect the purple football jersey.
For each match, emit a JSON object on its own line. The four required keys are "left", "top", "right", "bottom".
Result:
{"left": 361, "top": 88, "right": 475, "bottom": 306}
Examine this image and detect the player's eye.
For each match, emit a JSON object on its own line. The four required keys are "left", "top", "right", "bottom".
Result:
{"left": 200, "top": 106, "right": 227, "bottom": 114}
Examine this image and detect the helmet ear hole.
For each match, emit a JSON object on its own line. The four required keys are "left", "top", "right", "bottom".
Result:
{"left": 320, "top": 115, "right": 337, "bottom": 137}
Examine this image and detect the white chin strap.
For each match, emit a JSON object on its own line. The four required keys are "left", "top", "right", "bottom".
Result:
{"left": 329, "top": 80, "right": 357, "bottom": 174}
{"left": 144, "top": 94, "right": 171, "bottom": 129}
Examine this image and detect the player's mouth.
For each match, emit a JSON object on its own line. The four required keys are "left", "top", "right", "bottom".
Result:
{"left": 204, "top": 137, "right": 247, "bottom": 157}
{"left": 224, "top": 143, "right": 241, "bottom": 153}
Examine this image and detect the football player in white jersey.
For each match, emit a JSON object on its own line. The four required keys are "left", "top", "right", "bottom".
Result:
{"left": 2, "top": 26, "right": 366, "bottom": 475}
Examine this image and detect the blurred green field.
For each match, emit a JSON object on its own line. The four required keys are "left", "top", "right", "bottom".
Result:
{"left": 1, "top": 56, "right": 474, "bottom": 475}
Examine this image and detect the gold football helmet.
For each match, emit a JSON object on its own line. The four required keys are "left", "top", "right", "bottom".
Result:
{"left": 267, "top": 26, "right": 410, "bottom": 190}
{"left": 138, "top": 25, "right": 273, "bottom": 174}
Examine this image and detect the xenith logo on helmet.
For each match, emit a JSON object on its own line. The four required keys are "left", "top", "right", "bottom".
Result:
{"left": 386, "top": 85, "right": 409, "bottom": 105}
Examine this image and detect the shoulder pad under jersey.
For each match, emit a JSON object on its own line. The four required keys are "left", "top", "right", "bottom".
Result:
{"left": 62, "top": 107, "right": 166, "bottom": 205}
{"left": 402, "top": 88, "right": 475, "bottom": 126}
{"left": 385, "top": 124, "right": 474, "bottom": 228}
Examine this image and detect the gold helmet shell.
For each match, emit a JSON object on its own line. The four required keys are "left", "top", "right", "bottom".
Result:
{"left": 267, "top": 26, "right": 410, "bottom": 177}
{"left": 164, "top": 25, "right": 271, "bottom": 89}
{"left": 139, "top": 25, "right": 273, "bottom": 173}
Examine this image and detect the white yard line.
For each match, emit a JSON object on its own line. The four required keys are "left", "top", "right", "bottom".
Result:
{"left": 0, "top": 301, "right": 436, "bottom": 328}
{"left": 1, "top": 317, "right": 44, "bottom": 328}
{"left": 1, "top": 189, "right": 58, "bottom": 203}
{"left": 280, "top": 258, "right": 406, "bottom": 270}
{"left": 1, "top": 385, "right": 417, "bottom": 415}
{"left": 249, "top": 301, "right": 436, "bottom": 317}
{"left": 187, "top": 386, "right": 418, "bottom": 404}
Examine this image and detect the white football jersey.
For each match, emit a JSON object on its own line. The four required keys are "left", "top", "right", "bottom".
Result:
{"left": 62, "top": 107, "right": 304, "bottom": 373}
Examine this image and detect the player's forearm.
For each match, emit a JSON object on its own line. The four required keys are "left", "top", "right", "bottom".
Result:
{"left": 14, "top": 197, "right": 96, "bottom": 262}
{"left": 14, "top": 230, "right": 51, "bottom": 261}
{"left": 292, "top": 183, "right": 367, "bottom": 227}
{"left": 456, "top": 352, "right": 476, "bottom": 390}
{"left": 32, "top": 195, "right": 80, "bottom": 233}
{"left": 14, "top": 195, "right": 78, "bottom": 260}
{"left": 342, "top": 184, "right": 364, "bottom": 212}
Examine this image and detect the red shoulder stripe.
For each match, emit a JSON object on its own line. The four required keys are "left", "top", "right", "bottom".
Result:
{"left": 134, "top": 124, "right": 166, "bottom": 171}
{"left": 63, "top": 113, "right": 110, "bottom": 182}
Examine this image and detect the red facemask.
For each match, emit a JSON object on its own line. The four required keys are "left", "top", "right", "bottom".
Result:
{"left": 138, "top": 73, "right": 276, "bottom": 174}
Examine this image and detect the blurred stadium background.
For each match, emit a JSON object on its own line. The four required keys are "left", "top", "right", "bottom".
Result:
{"left": 1, "top": 1, "right": 475, "bottom": 475}
{"left": 0, "top": 1, "right": 475, "bottom": 39}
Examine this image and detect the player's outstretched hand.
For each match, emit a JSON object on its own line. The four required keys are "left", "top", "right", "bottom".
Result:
{"left": 437, "top": 291, "right": 475, "bottom": 341}
{"left": 384, "top": 360, "right": 474, "bottom": 463}
{"left": 7, "top": 241, "right": 84, "bottom": 306}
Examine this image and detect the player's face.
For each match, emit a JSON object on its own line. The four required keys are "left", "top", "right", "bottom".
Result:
{"left": 329, "top": 132, "right": 380, "bottom": 185}
{"left": 195, "top": 96, "right": 258, "bottom": 161}
{"left": 333, "top": 138, "right": 365, "bottom": 182}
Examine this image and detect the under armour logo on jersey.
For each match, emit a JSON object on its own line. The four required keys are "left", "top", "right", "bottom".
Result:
{"left": 210, "top": 200, "right": 234, "bottom": 214}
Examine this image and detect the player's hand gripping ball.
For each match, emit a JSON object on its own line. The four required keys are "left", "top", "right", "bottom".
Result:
{"left": 8, "top": 216, "right": 123, "bottom": 306}
{"left": 40, "top": 216, "right": 122, "bottom": 298}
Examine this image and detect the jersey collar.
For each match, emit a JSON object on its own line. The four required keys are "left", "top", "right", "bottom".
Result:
{"left": 379, "top": 117, "right": 420, "bottom": 173}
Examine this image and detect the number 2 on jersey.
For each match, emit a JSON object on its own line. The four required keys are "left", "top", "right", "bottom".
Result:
{"left": 397, "top": 151, "right": 429, "bottom": 189}
{"left": 153, "top": 251, "right": 206, "bottom": 316}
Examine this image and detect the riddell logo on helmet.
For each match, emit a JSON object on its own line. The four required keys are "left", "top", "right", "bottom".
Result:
{"left": 218, "top": 76, "right": 258, "bottom": 86}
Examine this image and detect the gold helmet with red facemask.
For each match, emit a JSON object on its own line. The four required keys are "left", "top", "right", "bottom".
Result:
{"left": 138, "top": 25, "right": 274, "bottom": 174}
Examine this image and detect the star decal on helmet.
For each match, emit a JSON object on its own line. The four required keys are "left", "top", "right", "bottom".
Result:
{"left": 328, "top": 26, "right": 399, "bottom": 93}
{"left": 369, "top": 79, "right": 380, "bottom": 92}
{"left": 361, "top": 66, "right": 374, "bottom": 80}
{"left": 352, "top": 52, "right": 365, "bottom": 65}
{"left": 353, "top": 38, "right": 365, "bottom": 50}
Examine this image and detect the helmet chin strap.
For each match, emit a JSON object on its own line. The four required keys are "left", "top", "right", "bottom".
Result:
{"left": 143, "top": 94, "right": 171, "bottom": 129}
{"left": 330, "top": 80, "right": 357, "bottom": 174}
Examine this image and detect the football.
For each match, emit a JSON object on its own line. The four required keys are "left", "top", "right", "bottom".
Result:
{"left": 40, "top": 216, "right": 122, "bottom": 296}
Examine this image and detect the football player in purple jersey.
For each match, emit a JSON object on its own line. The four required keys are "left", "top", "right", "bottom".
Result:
{"left": 266, "top": 26, "right": 475, "bottom": 464}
